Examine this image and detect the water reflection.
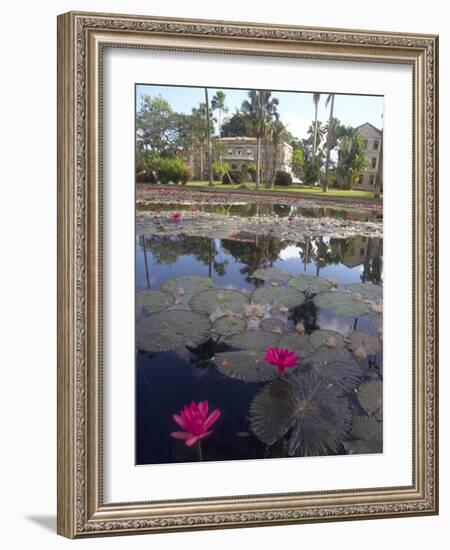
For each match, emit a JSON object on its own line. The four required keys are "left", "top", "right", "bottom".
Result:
{"left": 137, "top": 233, "right": 382, "bottom": 291}
{"left": 135, "top": 211, "right": 383, "bottom": 465}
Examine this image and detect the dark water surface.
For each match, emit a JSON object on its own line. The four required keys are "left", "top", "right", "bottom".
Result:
{"left": 135, "top": 205, "right": 383, "bottom": 465}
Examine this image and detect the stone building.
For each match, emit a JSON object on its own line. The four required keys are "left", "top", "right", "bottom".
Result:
{"left": 354, "top": 122, "right": 383, "bottom": 190}
{"left": 189, "top": 136, "right": 292, "bottom": 180}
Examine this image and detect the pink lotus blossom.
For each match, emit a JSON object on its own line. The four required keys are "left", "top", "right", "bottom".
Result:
{"left": 264, "top": 347, "right": 299, "bottom": 374}
{"left": 171, "top": 400, "right": 221, "bottom": 447}
{"left": 171, "top": 211, "right": 181, "bottom": 223}
{"left": 288, "top": 215, "right": 294, "bottom": 222}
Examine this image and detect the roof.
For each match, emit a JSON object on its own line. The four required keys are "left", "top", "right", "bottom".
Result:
{"left": 355, "top": 122, "right": 382, "bottom": 135}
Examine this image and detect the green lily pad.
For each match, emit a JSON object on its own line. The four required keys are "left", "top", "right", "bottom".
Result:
{"left": 250, "top": 370, "right": 352, "bottom": 456}
{"left": 301, "top": 343, "right": 364, "bottom": 391}
{"left": 161, "top": 275, "right": 213, "bottom": 297}
{"left": 214, "top": 350, "right": 279, "bottom": 382}
{"left": 310, "top": 329, "right": 346, "bottom": 350}
{"left": 288, "top": 273, "right": 333, "bottom": 294}
{"left": 348, "top": 331, "right": 382, "bottom": 356}
{"left": 346, "top": 282, "right": 383, "bottom": 301}
{"left": 356, "top": 381, "right": 382, "bottom": 415}
{"left": 190, "top": 289, "right": 249, "bottom": 316}
{"left": 225, "top": 330, "right": 281, "bottom": 351}
{"left": 251, "top": 267, "right": 292, "bottom": 283}
{"left": 136, "top": 290, "right": 174, "bottom": 315}
{"left": 136, "top": 310, "right": 210, "bottom": 352}
{"left": 211, "top": 315, "right": 247, "bottom": 337}
{"left": 343, "top": 439, "right": 382, "bottom": 455}
{"left": 252, "top": 286, "right": 305, "bottom": 309}
{"left": 259, "top": 318, "right": 285, "bottom": 335}
{"left": 351, "top": 416, "right": 382, "bottom": 442}
{"left": 277, "top": 333, "right": 315, "bottom": 358}
{"left": 313, "top": 291, "right": 371, "bottom": 317}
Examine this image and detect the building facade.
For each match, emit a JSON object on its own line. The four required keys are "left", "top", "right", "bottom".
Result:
{"left": 354, "top": 123, "right": 382, "bottom": 190}
{"left": 189, "top": 136, "right": 292, "bottom": 181}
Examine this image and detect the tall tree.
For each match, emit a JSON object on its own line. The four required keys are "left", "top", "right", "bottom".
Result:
{"left": 204, "top": 88, "right": 214, "bottom": 186}
{"left": 242, "top": 90, "right": 279, "bottom": 190}
{"left": 270, "top": 120, "right": 288, "bottom": 187}
{"left": 323, "top": 93, "right": 335, "bottom": 192}
{"left": 312, "top": 93, "right": 321, "bottom": 157}
{"left": 211, "top": 91, "right": 228, "bottom": 137}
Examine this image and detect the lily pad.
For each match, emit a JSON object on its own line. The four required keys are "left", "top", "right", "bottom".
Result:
{"left": 348, "top": 331, "right": 382, "bottom": 357}
{"left": 136, "top": 310, "right": 210, "bottom": 352}
{"left": 225, "top": 330, "right": 281, "bottom": 351}
{"left": 136, "top": 290, "right": 174, "bottom": 315}
{"left": 277, "top": 333, "right": 315, "bottom": 358}
{"left": 190, "top": 289, "right": 249, "bottom": 316}
{"left": 356, "top": 381, "right": 382, "bottom": 415}
{"left": 343, "top": 438, "right": 382, "bottom": 455}
{"left": 211, "top": 315, "right": 247, "bottom": 337}
{"left": 161, "top": 275, "right": 213, "bottom": 297}
{"left": 252, "top": 286, "right": 305, "bottom": 309}
{"left": 251, "top": 267, "right": 292, "bottom": 283}
{"left": 351, "top": 415, "right": 382, "bottom": 442}
{"left": 346, "top": 282, "right": 383, "bottom": 301}
{"left": 301, "top": 344, "right": 364, "bottom": 392}
{"left": 313, "top": 291, "right": 371, "bottom": 317}
{"left": 250, "top": 371, "right": 352, "bottom": 456}
{"left": 310, "top": 329, "right": 346, "bottom": 350}
{"left": 288, "top": 273, "right": 333, "bottom": 294}
{"left": 259, "top": 318, "right": 285, "bottom": 335}
{"left": 214, "top": 350, "right": 279, "bottom": 382}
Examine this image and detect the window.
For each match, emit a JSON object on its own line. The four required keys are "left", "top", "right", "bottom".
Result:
{"left": 373, "top": 140, "right": 379, "bottom": 150}
{"left": 363, "top": 139, "right": 368, "bottom": 149}
{"left": 247, "top": 149, "right": 252, "bottom": 155}
{"left": 359, "top": 174, "right": 364, "bottom": 185}
{"left": 360, "top": 248, "right": 365, "bottom": 256}
{"left": 237, "top": 149, "right": 242, "bottom": 156}
{"left": 231, "top": 164, "right": 237, "bottom": 169}
{"left": 369, "top": 175, "right": 375, "bottom": 185}
{"left": 371, "top": 158, "right": 377, "bottom": 168}
{"left": 227, "top": 149, "right": 232, "bottom": 155}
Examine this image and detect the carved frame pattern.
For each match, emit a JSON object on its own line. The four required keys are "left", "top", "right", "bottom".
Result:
{"left": 57, "top": 11, "right": 438, "bottom": 538}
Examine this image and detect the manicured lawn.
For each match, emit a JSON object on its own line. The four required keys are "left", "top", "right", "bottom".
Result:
{"left": 184, "top": 180, "right": 382, "bottom": 200}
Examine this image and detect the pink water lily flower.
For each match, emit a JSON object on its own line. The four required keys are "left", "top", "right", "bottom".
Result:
{"left": 171, "top": 401, "right": 221, "bottom": 447}
{"left": 264, "top": 347, "right": 299, "bottom": 374}
{"left": 171, "top": 211, "right": 181, "bottom": 223}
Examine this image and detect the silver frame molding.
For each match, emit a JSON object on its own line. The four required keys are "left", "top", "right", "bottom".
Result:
{"left": 57, "top": 11, "right": 439, "bottom": 538}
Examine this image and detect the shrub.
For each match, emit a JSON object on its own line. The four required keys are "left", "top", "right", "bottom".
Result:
{"left": 222, "top": 170, "right": 242, "bottom": 184}
{"left": 156, "top": 158, "right": 190, "bottom": 185}
{"left": 136, "top": 150, "right": 159, "bottom": 183}
{"left": 274, "top": 170, "right": 293, "bottom": 186}
{"left": 213, "top": 161, "right": 230, "bottom": 181}
{"left": 180, "top": 165, "right": 193, "bottom": 185}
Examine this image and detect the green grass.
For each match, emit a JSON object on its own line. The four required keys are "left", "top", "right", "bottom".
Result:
{"left": 183, "top": 180, "right": 381, "bottom": 200}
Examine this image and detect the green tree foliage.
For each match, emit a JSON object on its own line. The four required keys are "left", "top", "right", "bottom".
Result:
{"left": 221, "top": 110, "right": 254, "bottom": 137}
{"left": 156, "top": 158, "right": 192, "bottom": 185}
{"left": 291, "top": 148, "right": 304, "bottom": 179}
{"left": 136, "top": 95, "right": 194, "bottom": 154}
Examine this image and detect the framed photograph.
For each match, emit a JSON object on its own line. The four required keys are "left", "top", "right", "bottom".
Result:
{"left": 57, "top": 11, "right": 439, "bottom": 538}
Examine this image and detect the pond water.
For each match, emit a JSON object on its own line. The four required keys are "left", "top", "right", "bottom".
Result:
{"left": 135, "top": 202, "right": 383, "bottom": 465}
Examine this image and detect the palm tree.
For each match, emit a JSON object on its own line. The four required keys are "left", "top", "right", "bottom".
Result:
{"left": 270, "top": 120, "right": 287, "bottom": 187}
{"left": 323, "top": 93, "right": 335, "bottom": 192}
{"left": 312, "top": 93, "right": 321, "bottom": 157}
{"left": 242, "top": 90, "right": 279, "bottom": 190}
{"left": 211, "top": 91, "right": 228, "bottom": 137}
{"left": 204, "top": 88, "right": 214, "bottom": 186}
{"left": 349, "top": 153, "right": 368, "bottom": 189}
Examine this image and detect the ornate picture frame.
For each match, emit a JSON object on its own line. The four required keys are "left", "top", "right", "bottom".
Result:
{"left": 57, "top": 11, "right": 438, "bottom": 538}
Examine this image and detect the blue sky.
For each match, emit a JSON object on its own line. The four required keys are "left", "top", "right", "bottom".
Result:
{"left": 136, "top": 84, "right": 383, "bottom": 141}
